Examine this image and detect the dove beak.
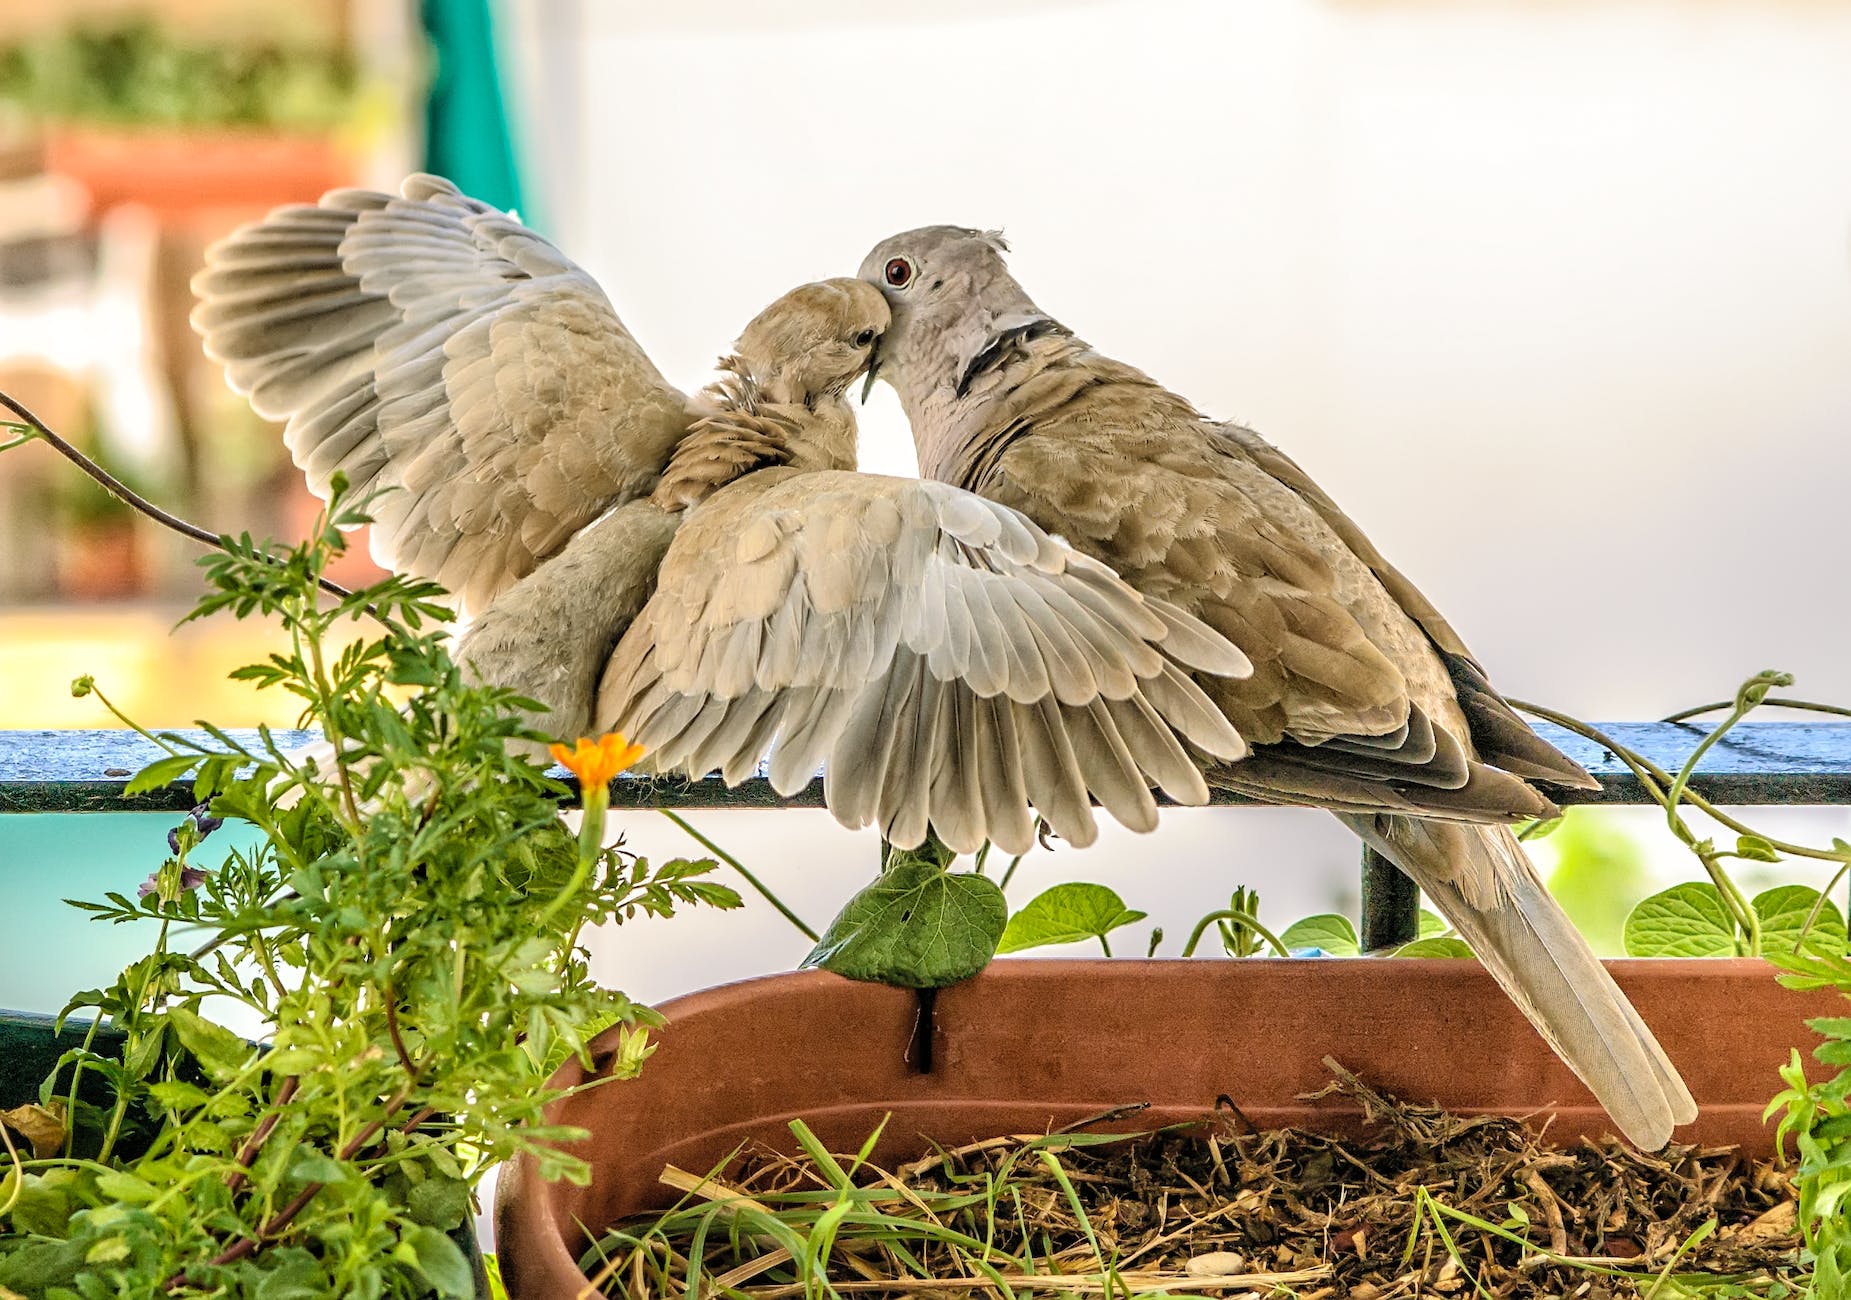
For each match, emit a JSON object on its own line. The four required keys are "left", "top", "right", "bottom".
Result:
{"left": 860, "top": 340, "right": 883, "bottom": 405}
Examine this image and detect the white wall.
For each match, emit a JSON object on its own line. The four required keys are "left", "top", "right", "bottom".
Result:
{"left": 501, "top": 0, "right": 1851, "bottom": 994}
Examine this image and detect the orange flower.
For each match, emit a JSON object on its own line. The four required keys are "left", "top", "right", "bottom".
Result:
{"left": 549, "top": 733, "right": 646, "bottom": 788}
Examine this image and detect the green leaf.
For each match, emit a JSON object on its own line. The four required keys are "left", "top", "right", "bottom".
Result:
{"left": 146, "top": 1080, "right": 211, "bottom": 1113}
{"left": 1735, "top": 834, "right": 1782, "bottom": 863}
{"left": 0, "top": 1237, "right": 88, "bottom": 1292}
{"left": 997, "top": 884, "right": 1148, "bottom": 954}
{"left": 1754, "top": 885, "right": 1848, "bottom": 959}
{"left": 1623, "top": 883, "right": 1738, "bottom": 957}
{"left": 483, "top": 1253, "right": 510, "bottom": 1300}
{"left": 1393, "top": 936, "right": 1474, "bottom": 959}
{"left": 288, "top": 1149, "right": 352, "bottom": 1185}
{"left": 8, "top": 1173, "right": 78, "bottom": 1237}
{"left": 83, "top": 1237, "right": 131, "bottom": 1265}
{"left": 407, "top": 1173, "right": 471, "bottom": 1229}
{"left": 255, "top": 1251, "right": 329, "bottom": 1300}
{"left": 804, "top": 855, "right": 1007, "bottom": 988}
{"left": 404, "top": 1224, "right": 475, "bottom": 1299}
{"left": 1277, "top": 914, "right": 1360, "bottom": 957}
{"left": 1418, "top": 909, "right": 1450, "bottom": 939}
{"left": 165, "top": 1005, "right": 250, "bottom": 1084}
{"left": 93, "top": 1170, "right": 157, "bottom": 1205}
{"left": 123, "top": 754, "right": 201, "bottom": 797}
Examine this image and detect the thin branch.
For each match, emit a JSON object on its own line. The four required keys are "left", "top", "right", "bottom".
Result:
{"left": 384, "top": 990, "right": 419, "bottom": 1080}
{"left": 172, "top": 1086, "right": 417, "bottom": 1286}
{"left": 0, "top": 387, "right": 357, "bottom": 605}
{"left": 223, "top": 1075, "right": 300, "bottom": 1196}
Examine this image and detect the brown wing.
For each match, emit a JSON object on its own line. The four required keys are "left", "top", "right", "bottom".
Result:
{"left": 975, "top": 356, "right": 1560, "bottom": 821}
{"left": 1216, "top": 424, "right": 1596, "bottom": 791}
{"left": 192, "top": 173, "right": 690, "bottom": 616}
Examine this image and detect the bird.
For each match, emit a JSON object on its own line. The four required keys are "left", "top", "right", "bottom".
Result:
{"left": 190, "top": 176, "right": 1252, "bottom": 852}
{"left": 593, "top": 321, "right": 1254, "bottom": 853}
{"left": 855, "top": 225, "right": 1697, "bottom": 1148}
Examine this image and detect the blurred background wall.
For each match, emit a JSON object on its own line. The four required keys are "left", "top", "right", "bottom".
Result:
{"left": 1, "top": 0, "right": 1848, "bottom": 1008}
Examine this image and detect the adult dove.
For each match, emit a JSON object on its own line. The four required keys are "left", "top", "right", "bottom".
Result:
{"left": 190, "top": 178, "right": 1251, "bottom": 851}
{"left": 857, "top": 226, "right": 1696, "bottom": 1147}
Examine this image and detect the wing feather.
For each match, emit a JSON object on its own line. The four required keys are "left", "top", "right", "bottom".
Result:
{"left": 193, "top": 173, "right": 690, "bottom": 615}
{"left": 595, "top": 471, "right": 1255, "bottom": 849}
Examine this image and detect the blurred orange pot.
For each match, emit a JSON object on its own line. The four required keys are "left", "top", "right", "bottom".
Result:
{"left": 44, "top": 126, "right": 349, "bottom": 215}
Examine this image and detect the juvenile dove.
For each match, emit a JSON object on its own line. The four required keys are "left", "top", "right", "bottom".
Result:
{"left": 191, "top": 178, "right": 1251, "bottom": 851}
{"left": 858, "top": 227, "right": 1697, "bottom": 1148}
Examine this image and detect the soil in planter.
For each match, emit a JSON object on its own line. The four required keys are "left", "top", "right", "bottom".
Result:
{"left": 584, "top": 1064, "right": 1805, "bottom": 1299}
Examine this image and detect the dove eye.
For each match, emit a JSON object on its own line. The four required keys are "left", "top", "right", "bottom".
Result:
{"left": 883, "top": 257, "right": 914, "bottom": 288}
{"left": 853, "top": 329, "right": 876, "bottom": 347}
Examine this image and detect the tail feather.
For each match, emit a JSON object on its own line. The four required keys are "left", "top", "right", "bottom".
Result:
{"left": 1340, "top": 814, "right": 1697, "bottom": 1149}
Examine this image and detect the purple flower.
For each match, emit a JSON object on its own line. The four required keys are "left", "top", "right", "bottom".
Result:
{"left": 167, "top": 803, "right": 224, "bottom": 856}
{"left": 139, "top": 866, "right": 210, "bottom": 899}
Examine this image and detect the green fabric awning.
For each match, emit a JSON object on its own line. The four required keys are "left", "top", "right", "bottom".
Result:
{"left": 420, "top": 0, "right": 523, "bottom": 216}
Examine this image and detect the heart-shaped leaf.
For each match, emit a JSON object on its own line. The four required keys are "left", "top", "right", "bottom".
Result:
{"left": 998, "top": 883, "right": 1147, "bottom": 955}
{"left": 1623, "top": 883, "right": 1737, "bottom": 957}
{"left": 1754, "top": 885, "right": 1848, "bottom": 959}
{"left": 805, "top": 854, "right": 1006, "bottom": 988}
{"left": 1393, "top": 936, "right": 1474, "bottom": 959}
{"left": 1278, "top": 914, "right": 1360, "bottom": 957}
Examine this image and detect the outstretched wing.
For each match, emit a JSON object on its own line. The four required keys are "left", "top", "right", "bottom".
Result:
{"left": 192, "top": 173, "right": 690, "bottom": 615}
{"left": 595, "top": 470, "right": 1252, "bottom": 855}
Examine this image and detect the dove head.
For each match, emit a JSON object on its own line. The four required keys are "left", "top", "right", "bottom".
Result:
{"left": 731, "top": 277, "right": 889, "bottom": 407}
{"left": 857, "top": 226, "right": 1049, "bottom": 412}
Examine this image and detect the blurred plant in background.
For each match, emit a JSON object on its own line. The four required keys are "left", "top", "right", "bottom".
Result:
{"left": 1536, "top": 810, "right": 1654, "bottom": 957}
{"left": 0, "top": 21, "right": 364, "bottom": 131}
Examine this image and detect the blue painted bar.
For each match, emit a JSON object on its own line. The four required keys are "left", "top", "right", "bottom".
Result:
{"left": 2, "top": 720, "right": 1849, "bottom": 813}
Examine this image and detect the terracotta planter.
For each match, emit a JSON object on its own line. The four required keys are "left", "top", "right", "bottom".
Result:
{"left": 496, "top": 957, "right": 1840, "bottom": 1299}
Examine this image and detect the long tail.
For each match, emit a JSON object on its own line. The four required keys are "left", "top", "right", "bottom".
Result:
{"left": 1339, "top": 813, "right": 1697, "bottom": 1149}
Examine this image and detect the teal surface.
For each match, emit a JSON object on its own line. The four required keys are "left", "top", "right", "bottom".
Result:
{"left": 0, "top": 813, "right": 264, "bottom": 1016}
{"left": 421, "top": 0, "right": 524, "bottom": 217}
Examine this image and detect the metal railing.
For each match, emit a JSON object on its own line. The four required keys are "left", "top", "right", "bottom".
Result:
{"left": 6, "top": 720, "right": 1849, "bottom": 948}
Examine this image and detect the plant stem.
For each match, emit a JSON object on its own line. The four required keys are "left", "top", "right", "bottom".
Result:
{"left": 84, "top": 681, "right": 178, "bottom": 754}
{"left": 1660, "top": 697, "right": 1851, "bottom": 724}
{"left": 0, "top": 1118, "right": 23, "bottom": 1216}
{"left": 1181, "top": 909, "right": 1290, "bottom": 958}
{"left": 60, "top": 1014, "right": 104, "bottom": 1160}
{"left": 1510, "top": 697, "right": 1766, "bottom": 948}
{"left": 175, "top": 1086, "right": 418, "bottom": 1287}
{"left": 223, "top": 1076, "right": 300, "bottom": 1195}
{"left": 658, "top": 809, "right": 818, "bottom": 942}
{"left": 998, "top": 854, "right": 1026, "bottom": 892}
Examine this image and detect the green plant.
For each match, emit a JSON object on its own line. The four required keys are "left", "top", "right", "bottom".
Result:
{"left": 0, "top": 20, "right": 365, "bottom": 131}
{"left": 1523, "top": 671, "right": 1851, "bottom": 960}
{"left": 0, "top": 482, "right": 738, "bottom": 1296}
{"left": 1768, "top": 950, "right": 1851, "bottom": 1297}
